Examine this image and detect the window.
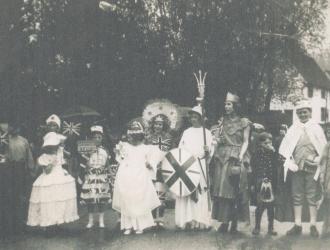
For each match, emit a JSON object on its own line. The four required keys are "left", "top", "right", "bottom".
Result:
{"left": 322, "top": 89, "right": 326, "bottom": 99}
{"left": 307, "top": 86, "right": 313, "bottom": 98}
{"left": 321, "top": 107, "right": 328, "bottom": 122}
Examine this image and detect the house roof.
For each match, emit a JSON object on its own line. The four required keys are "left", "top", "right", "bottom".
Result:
{"left": 288, "top": 42, "right": 330, "bottom": 90}
{"left": 313, "top": 52, "right": 330, "bottom": 73}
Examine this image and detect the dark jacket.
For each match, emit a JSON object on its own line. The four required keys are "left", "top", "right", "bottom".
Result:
{"left": 250, "top": 147, "right": 277, "bottom": 191}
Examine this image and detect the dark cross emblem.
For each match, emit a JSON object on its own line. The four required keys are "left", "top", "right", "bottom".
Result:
{"left": 162, "top": 151, "right": 197, "bottom": 196}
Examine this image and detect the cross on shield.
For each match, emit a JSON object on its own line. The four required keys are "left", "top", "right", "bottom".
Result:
{"left": 161, "top": 148, "right": 201, "bottom": 197}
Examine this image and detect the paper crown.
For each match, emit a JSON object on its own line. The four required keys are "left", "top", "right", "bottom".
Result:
{"left": 295, "top": 99, "right": 312, "bottom": 110}
{"left": 46, "top": 114, "right": 61, "bottom": 128}
{"left": 154, "top": 115, "right": 165, "bottom": 123}
{"left": 225, "top": 92, "right": 240, "bottom": 103}
{"left": 91, "top": 125, "right": 103, "bottom": 134}
{"left": 42, "top": 132, "right": 61, "bottom": 147}
{"left": 189, "top": 106, "right": 203, "bottom": 117}
{"left": 127, "top": 120, "right": 144, "bottom": 135}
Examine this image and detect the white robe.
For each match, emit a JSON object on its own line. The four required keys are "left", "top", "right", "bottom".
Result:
{"left": 112, "top": 143, "right": 162, "bottom": 231}
{"left": 175, "top": 127, "right": 213, "bottom": 228}
{"left": 279, "top": 119, "right": 327, "bottom": 181}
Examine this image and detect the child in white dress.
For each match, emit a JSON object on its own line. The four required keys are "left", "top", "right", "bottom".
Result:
{"left": 112, "top": 120, "right": 162, "bottom": 235}
{"left": 27, "top": 132, "right": 79, "bottom": 228}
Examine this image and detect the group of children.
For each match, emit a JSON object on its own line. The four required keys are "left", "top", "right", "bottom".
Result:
{"left": 24, "top": 107, "right": 330, "bottom": 238}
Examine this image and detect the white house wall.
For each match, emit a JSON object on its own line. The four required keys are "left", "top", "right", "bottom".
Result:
{"left": 270, "top": 86, "right": 330, "bottom": 124}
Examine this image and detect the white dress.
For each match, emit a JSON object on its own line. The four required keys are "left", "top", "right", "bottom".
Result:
{"left": 27, "top": 152, "right": 79, "bottom": 227}
{"left": 175, "top": 127, "right": 213, "bottom": 228}
{"left": 112, "top": 143, "right": 162, "bottom": 231}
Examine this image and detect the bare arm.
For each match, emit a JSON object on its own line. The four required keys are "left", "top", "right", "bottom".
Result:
{"left": 239, "top": 125, "right": 251, "bottom": 162}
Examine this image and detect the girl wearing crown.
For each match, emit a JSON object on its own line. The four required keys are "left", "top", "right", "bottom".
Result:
{"left": 112, "top": 120, "right": 162, "bottom": 235}
{"left": 211, "top": 92, "right": 251, "bottom": 234}
{"left": 81, "top": 126, "right": 111, "bottom": 229}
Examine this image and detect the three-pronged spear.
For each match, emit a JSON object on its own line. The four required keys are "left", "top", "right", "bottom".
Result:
{"left": 193, "top": 70, "right": 211, "bottom": 211}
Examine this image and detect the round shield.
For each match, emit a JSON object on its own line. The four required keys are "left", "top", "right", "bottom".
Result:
{"left": 161, "top": 148, "right": 201, "bottom": 197}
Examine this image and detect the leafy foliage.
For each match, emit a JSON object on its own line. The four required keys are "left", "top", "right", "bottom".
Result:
{"left": 0, "top": 0, "right": 328, "bottom": 131}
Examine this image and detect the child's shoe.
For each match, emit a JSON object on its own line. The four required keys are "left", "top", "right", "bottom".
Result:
{"left": 252, "top": 228, "right": 260, "bottom": 235}
{"left": 267, "top": 229, "right": 278, "bottom": 236}
{"left": 86, "top": 222, "right": 94, "bottom": 229}
{"left": 217, "top": 223, "right": 229, "bottom": 233}
{"left": 268, "top": 223, "right": 277, "bottom": 236}
{"left": 123, "top": 229, "right": 132, "bottom": 235}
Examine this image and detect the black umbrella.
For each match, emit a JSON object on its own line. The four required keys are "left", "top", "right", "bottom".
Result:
{"left": 61, "top": 106, "right": 101, "bottom": 120}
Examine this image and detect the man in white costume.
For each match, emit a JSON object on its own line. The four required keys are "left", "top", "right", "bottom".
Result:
{"left": 176, "top": 106, "right": 213, "bottom": 230}
{"left": 279, "top": 99, "right": 327, "bottom": 237}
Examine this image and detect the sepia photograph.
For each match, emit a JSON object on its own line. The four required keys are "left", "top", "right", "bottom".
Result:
{"left": 1, "top": 0, "right": 330, "bottom": 249}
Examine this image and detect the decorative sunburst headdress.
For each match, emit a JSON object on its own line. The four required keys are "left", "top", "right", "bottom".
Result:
{"left": 142, "top": 99, "right": 182, "bottom": 131}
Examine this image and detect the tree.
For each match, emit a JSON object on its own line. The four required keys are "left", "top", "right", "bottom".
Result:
{"left": 0, "top": 0, "right": 328, "bottom": 132}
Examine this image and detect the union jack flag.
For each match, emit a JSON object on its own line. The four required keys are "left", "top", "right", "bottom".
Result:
{"left": 62, "top": 121, "right": 81, "bottom": 136}
{"left": 0, "top": 131, "right": 8, "bottom": 147}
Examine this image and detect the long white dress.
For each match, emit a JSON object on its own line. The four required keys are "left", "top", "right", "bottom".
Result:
{"left": 112, "top": 143, "right": 162, "bottom": 231}
{"left": 175, "top": 127, "right": 213, "bottom": 228}
{"left": 27, "top": 152, "right": 79, "bottom": 227}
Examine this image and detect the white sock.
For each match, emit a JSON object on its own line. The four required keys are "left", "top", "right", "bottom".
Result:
{"left": 99, "top": 213, "right": 105, "bottom": 227}
{"left": 87, "top": 213, "right": 94, "bottom": 227}
{"left": 294, "top": 206, "right": 302, "bottom": 226}
{"left": 309, "top": 206, "right": 317, "bottom": 226}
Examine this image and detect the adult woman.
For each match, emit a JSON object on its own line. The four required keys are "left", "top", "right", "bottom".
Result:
{"left": 211, "top": 92, "right": 251, "bottom": 233}
{"left": 176, "top": 106, "right": 213, "bottom": 230}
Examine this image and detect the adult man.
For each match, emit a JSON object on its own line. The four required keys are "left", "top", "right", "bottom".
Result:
{"left": 279, "top": 99, "right": 327, "bottom": 237}
{"left": 4, "top": 121, "right": 35, "bottom": 236}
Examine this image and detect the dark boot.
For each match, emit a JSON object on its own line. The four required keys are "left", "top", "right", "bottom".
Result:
{"left": 310, "top": 225, "right": 319, "bottom": 238}
{"left": 229, "top": 220, "right": 238, "bottom": 234}
{"left": 217, "top": 223, "right": 229, "bottom": 233}
{"left": 267, "top": 222, "right": 277, "bottom": 236}
{"left": 253, "top": 205, "right": 262, "bottom": 236}
{"left": 252, "top": 227, "right": 260, "bottom": 235}
{"left": 286, "top": 225, "right": 302, "bottom": 236}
